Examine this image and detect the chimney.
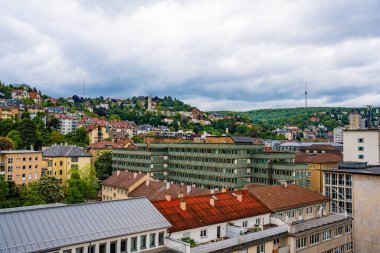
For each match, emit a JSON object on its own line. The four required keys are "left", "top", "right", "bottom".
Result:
{"left": 180, "top": 199, "right": 186, "bottom": 211}
{"left": 279, "top": 180, "right": 288, "bottom": 188}
{"left": 210, "top": 196, "right": 216, "bottom": 207}
{"left": 186, "top": 185, "right": 191, "bottom": 194}
{"left": 165, "top": 192, "right": 171, "bottom": 201}
{"left": 236, "top": 192, "right": 243, "bottom": 202}
{"left": 178, "top": 191, "right": 184, "bottom": 198}
{"left": 116, "top": 170, "right": 121, "bottom": 176}
{"left": 146, "top": 179, "right": 150, "bottom": 186}
{"left": 133, "top": 173, "right": 137, "bottom": 179}
{"left": 166, "top": 182, "right": 171, "bottom": 190}
{"left": 210, "top": 189, "right": 215, "bottom": 194}
{"left": 222, "top": 187, "right": 227, "bottom": 193}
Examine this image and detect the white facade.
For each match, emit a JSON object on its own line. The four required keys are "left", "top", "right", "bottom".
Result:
{"left": 170, "top": 214, "right": 270, "bottom": 245}
{"left": 343, "top": 130, "right": 380, "bottom": 165}
{"left": 59, "top": 117, "right": 79, "bottom": 135}
{"left": 333, "top": 127, "right": 343, "bottom": 143}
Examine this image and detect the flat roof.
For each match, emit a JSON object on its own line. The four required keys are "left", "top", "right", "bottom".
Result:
{"left": 0, "top": 150, "right": 42, "bottom": 154}
{"left": 323, "top": 166, "right": 380, "bottom": 176}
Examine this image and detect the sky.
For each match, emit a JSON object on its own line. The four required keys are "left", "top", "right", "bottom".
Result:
{"left": 1, "top": 0, "right": 380, "bottom": 111}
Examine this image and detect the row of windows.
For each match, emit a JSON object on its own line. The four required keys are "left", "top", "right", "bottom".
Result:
{"left": 61, "top": 232, "right": 165, "bottom": 253}
{"left": 169, "top": 148, "right": 260, "bottom": 155}
{"left": 296, "top": 225, "right": 351, "bottom": 250}
{"left": 171, "top": 172, "right": 238, "bottom": 183}
{"left": 322, "top": 242, "right": 352, "bottom": 253}
{"left": 171, "top": 156, "right": 236, "bottom": 164}
{"left": 169, "top": 164, "right": 238, "bottom": 174}
{"left": 325, "top": 174, "right": 352, "bottom": 186}
{"left": 325, "top": 186, "right": 352, "bottom": 201}
{"left": 7, "top": 165, "right": 38, "bottom": 171}
{"left": 7, "top": 173, "right": 38, "bottom": 181}
{"left": 7, "top": 157, "right": 39, "bottom": 163}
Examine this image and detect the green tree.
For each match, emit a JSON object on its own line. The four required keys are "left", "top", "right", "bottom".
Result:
{"left": 17, "top": 112, "right": 37, "bottom": 149}
{"left": 94, "top": 151, "right": 113, "bottom": 180}
{"left": 37, "top": 176, "right": 64, "bottom": 203}
{"left": 109, "top": 114, "right": 121, "bottom": 120}
{"left": 65, "top": 168, "right": 87, "bottom": 204}
{"left": 6, "top": 130, "right": 22, "bottom": 149}
{"left": 51, "top": 131, "right": 65, "bottom": 144}
{"left": 0, "top": 137, "right": 14, "bottom": 150}
{"left": 0, "top": 119, "right": 14, "bottom": 136}
{"left": 80, "top": 165, "right": 98, "bottom": 199}
{"left": 0, "top": 176, "right": 9, "bottom": 201}
{"left": 22, "top": 182, "right": 46, "bottom": 206}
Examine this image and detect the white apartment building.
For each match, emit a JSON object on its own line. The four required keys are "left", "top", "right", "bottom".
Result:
{"left": 343, "top": 129, "right": 380, "bottom": 165}
{"left": 56, "top": 115, "right": 79, "bottom": 135}
{"left": 333, "top": 127, "right": 344, "bottom": 143}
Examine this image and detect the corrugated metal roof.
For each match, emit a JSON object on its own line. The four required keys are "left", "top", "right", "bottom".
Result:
{"left": 0, "top": 198, "right": 171, "bottom": 253}
{"left": 42, "top": 145, "right": 91, "bottom": 157}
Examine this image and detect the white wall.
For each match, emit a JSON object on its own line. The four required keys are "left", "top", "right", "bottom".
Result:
{"left": 170, "top": 214, "right": 270, "bottom": 245}
{"left": 343, "top": 130, "right": 380, "bottom": 165}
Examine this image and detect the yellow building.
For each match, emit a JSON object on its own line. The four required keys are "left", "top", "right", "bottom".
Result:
{"left": 295, "top": 145, "right": 343, "bottom": 193}
{"left": 0, "top": 150, "right": 43, "bottom": 184}
{"left": 87, "top": 125, "right": 109, "bottom": 144}
{"left": 42, "top": 145, "right": 91, "bottom": 185}
{"left": 0, "top": 106, "right": 19, "bottom": 119}
{"left": 87, "top": 140, "right": 130, "bottom": 163}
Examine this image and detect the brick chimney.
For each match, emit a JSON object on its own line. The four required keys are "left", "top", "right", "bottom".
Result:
{"left": 146, "top": 179, "right": 150, "bottom": 186}
{"left": 186, "top": 185, "right": 191, "bottom": 194}
{"left": 166, "top": 182, "right": 171, "bottom": 190}
{"left": 210, "top": 196, "right": 216, "bottom": 207}
{"left": 236, "top": 192, "right": 243, "bottom": 202}
{"left": 165, "top": 192, "right": 171, "bottom": 201}
{"left": 222, "top": 187, "right": 227, "bottom": 193}
{"left": 116, "top": 170, "right": 121, "bottom": 176}
{"left": 180, "top": 199, "right": 186, "bottom": 211}
{"left": 133, "top": 173, "right": 137, "bottom": 179}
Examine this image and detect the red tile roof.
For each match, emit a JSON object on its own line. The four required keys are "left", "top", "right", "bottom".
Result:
{"left": 152, "top": 190, "right": 271, "bottom": 232}
{"left": 89, "top": 141, "right": 123, "bottom": 149}
{"left": 101, "top": 171, "right": 146, "bottom": 189}
{"left": 295, "top": 152, "right": 343, "bottom": 164}
{"left": 129, "top": 181, "right": 211, "bottom": 201}
{"left": 245, "top": 184, "right": 329, "bottom": 212}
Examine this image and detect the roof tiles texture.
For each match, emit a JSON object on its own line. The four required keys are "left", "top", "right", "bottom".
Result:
{"left": 43, "top": 145, "right": 91, "bottom": 157}
{"left": 245, "top": 184, "right": 329, "bottom": 212}
{"left": 152, "top": 190, "right": 271, "bottom": 232}
{"left": 101, "top": 171, "right": 147, "bottom": 189}
{"left": 295, "top": 152, "right": 343, "bottom": 164}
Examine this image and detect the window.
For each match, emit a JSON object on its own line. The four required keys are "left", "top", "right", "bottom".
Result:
{"left": 29, "top": 157, "right": 32, "bottom": 161}
{"left": 7, "top": 175, "right": 12, "bottom": 181}
{"left": 159, "top": 232, "right": 165, "bottom": 246}
{"left": 150, "top": 233, "right": 156, "bottom": 247}
{"left": 358, "top": 146, "right": 364, "bottom": 151}
{"left": 8, "top": 158, "right": 13, "bottom": 163}
{"left": 323, "top": 229, "right": 332, "bottom": 240}
{"left": 358, "top": 155, "right": 364, "bottom": 159}
{"left": 28, "top": 174, "right": 32, "bottom": 180}
{"left": 298, "top": 208, "right": 303, "bottom": 216}
{"left": 335, "top": 226, "right": 343, "bottom": 237}
{"left": 307, "top": 172, "right": 312, "bottom": 177}
{"left": 63, "top": 250, "right": 72, "bottom": 253}
{"left": 60, "top": 170, "right": 63, "bottom": 175}
{"left": 22, "top": 166, "right": 26, "bottom": 170}
{"left": 120, "top": 239, "right": 127, "bottom": 252}
{"left": 35, "top": 157, "right": 38, "bottom": 160}
{"left": 7, "top": 166, "right": 13, "bottom": 172}
{"left": 71, "top": 157, "right": 79, "bottom": 162}
{"left": 242, "top": 220, "right": 248, "bottom": 227}
{"left": 296, "top": 237, "right": 307, "bottom": 249}
{"left": 345, "top": 224, "right": 352, "bottom": 233}
{"left": 140, "top": 235, "right": 147, "bottom": 249}
{"left": 310, "top": 233, "right": 320, "bottom": 245}
{"left": 131, "top": 237, "right": 137, "bottom": 252}
{"left": 87, "top": 245, "right": 95, "bottom": 253}
{"left": 358, "top": 138, "right": 364, "bottom": 143}
{"left": 256, "top": 244, "right": 264, "bottom": 253}
{"left": 273, "top": 238, "right": 279, "bottom": 245}
{"left": 306, "top": 206, "right": 313, "bottom": 215}
{"left": 60, "top": 161, "right": 63, "bottom": 166}
{"left": 255, "top": 218, "right": 260, "bottom": 225}
{"left": 346, "top": 242, "right": 353, "bottom": 251}
{"left": 200, "top": 229, "right": 207, "bottom": 238}
{"left": 99, "top": 243, "right": 106, "bottom": 253}
{"left": 22, "top": 174, "right": 26, "bottom": 181}
{"left": 34, "top": 173, "right": 38, "bottom": 179}
{"left": 23, "top": 157, "right": 26, "bottom": 161}
{"left": 75, "top": 247, "right": 84, "bottom": 253}
{"left": 110, "top": 241, "right": 117, "bottom": 253}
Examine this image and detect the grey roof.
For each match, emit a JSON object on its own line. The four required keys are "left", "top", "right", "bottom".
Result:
{"left": 323, "top": 166, "right": 380, "bottom": 176}
{"left": 231, "top": 136, "right": 254, "bottom": 143}
{"left": 43, "top": 145, "right": 91, "bottom": 157}
{"left": 0, "top": 198, "right": 171, "bottom": 253}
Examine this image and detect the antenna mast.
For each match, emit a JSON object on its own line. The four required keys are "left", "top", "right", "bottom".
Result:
{"left": 305, "top": 83, "right": 308, "bottom": 108}
{"left": 82, "top": 80, "right": 85, "bottom": 97}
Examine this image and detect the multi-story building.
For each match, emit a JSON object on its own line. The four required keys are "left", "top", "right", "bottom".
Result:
{"left": 246, "top": 183, "right": 353, "bottom": 253}
{"left": 295, "top": 145, "right": 343, "bottom": 193}
{"left": 42, "top": 145, "right": 91, "bottom": 184}
{"left": 101, "top": 171, "right": 210, "bottom": 201}
{"left": 0, "top": 106, "right": 19, "bottom": 119}
{"left": 11, "top": 89, "right": 29, "bottom": 100}
{"left": 343, "top": 129, "right": 380, "bottom": 165}
{"left": 113, "top": 136, "right": 308, "bottom": 190}
{"left": 323, "top": 162, "right": 380, "bottom": 253}
{"left": 274, "top": 142, "right": 343, "bottom": 152}
{"left": 333, "top": 127, "right": 344, "bottom": 143}
{"left": 349, "top": 113, "right": 365, "bottom": 130}
{"left": 88, "top": 140, "right": 129, "bottom": 163}
{"left": 0, "top": 198, "right": 173, "bottom": 253}
{"left": 55, "top": 114, "right": 79, "bottom": 135}
{"left": 0, "top": 150, "right": 42, "bottom": 184}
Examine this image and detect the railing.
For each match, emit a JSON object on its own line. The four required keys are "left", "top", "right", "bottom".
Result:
{"left": 289, "top": 214, "right": 349, "bottom": 234}
{"left": 165, "top": 237, "right": 190, "bottom": 253}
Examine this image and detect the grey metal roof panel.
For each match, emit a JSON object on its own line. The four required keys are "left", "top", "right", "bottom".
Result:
{"left": 0, "top": 198, "right": 171, "bottom": 253}
{"left": 42, "top": 145, "right": 92, "bottom": 157}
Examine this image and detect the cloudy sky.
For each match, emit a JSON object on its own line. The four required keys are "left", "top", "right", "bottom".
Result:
{"left": 1, "top": 0, "right": 380, "bottom": 111}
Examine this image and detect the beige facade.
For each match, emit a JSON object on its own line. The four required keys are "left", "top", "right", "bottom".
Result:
{"left": 43, "top": 156, "right": 91, "bottom": 185}
{"left": 102, "top": 174, "right": 148, "bottom": 201}
{"left": 352, "top": 174, "right": 380, "bottom": 253}
{"left": 349, "top": 113, "right": 364, "bottom": 130}
{"left": 343, "top": 129, "right": 380, "bottom": 165}
{"left": 88, "top": 126, "right": 109, "bottom": 144}
{"left": 0, "top": 106, "right": 19, "bottom": 119}
{"left": 0, "top": 150, "right": 42, "bottom": 184}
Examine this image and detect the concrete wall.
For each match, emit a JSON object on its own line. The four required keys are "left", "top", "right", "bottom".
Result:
{"left": 343, "top": 131, "right": 380, "bottom": 165}
{"left": 352, "top": 174, "right": 380, "bottom": 253}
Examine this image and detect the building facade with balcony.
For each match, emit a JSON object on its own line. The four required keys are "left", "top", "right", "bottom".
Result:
{"left": 112, "top": 137, "right": 308, "bottom": 190}
{"left": 0, "top": 150, "right": 42, "bottom": 184}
